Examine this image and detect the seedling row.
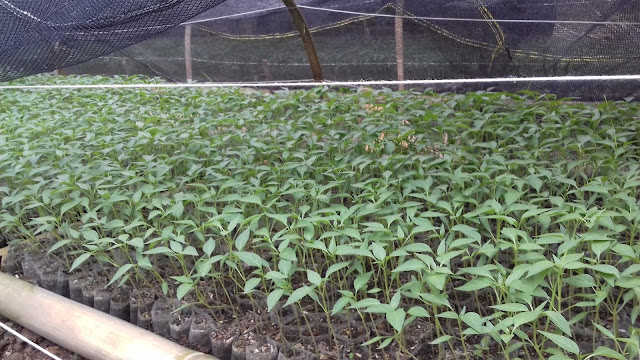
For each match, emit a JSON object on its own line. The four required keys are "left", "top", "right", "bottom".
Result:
{"left": 1, "top": 76, "right": 640, "bottom": 359}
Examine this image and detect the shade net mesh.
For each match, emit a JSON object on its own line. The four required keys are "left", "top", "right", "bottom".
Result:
{"left": 2, "top": 0, "right": 640, "bottom": 98}
{"left": 0, "top": 0, "right": 227, "bottom": 81}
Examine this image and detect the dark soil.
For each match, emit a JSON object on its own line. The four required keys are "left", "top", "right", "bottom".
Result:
{"left": 0, "top": 316, "right": 86, "bottom": 360}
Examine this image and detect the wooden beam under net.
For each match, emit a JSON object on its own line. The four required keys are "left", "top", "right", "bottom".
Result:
{"left": 282, "top": 0, "right": 324, "bottom": 82}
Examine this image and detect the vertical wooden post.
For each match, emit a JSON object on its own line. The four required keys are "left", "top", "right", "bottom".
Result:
{"left": 262, "top": 59, "right": 273, "bottom": 81}
{"left": 184, "top": 24, "right": 193, "bottom": 82}
{"left": 394, "top": 0, "right": 405, "bottom": 90}
{"left": 281, "top": 0, "right": 324, "bottom": 82}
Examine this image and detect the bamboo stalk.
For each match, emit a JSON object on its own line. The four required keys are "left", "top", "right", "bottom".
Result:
{"left": 185, "top": 25, "right": 193, "bottom": 82}
{"left": 282, "top": 0, "right": 324, "bottom": 81}
{"left": 0, "top": 272, "right": 217, "bottom": 360}
{"left": 395, "top": 0, "right": 405, "bottom": 90}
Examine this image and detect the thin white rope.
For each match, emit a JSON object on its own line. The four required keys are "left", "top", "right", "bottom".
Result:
{"left": 100, "top": 55, "right": 493, "bottom": 67}
{"left": 181, "top": 6, "right": 284, "bottom": 24}
{"left": 0, "top": 321, "right": 63, "bottom": 360}
{"left": 2, "top": 75, "right": 640, "bottom": 90}
{"left": 178, "top": 3, "right": 640, "bottom": 27}
{"left": 297, "top": 5, "right": 640, "bottom": 26}
{"left": 180, "top": 0, "right": 383, "bottom": 24}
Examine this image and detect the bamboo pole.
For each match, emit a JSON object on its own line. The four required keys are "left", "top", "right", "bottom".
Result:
{"left": 281, "top": 0, "right": 324, "bottom": 81}
{"left": 394, "top": 0, "right": 405, "bottom": 90}
{"left": 0, "top": 272, "right": 217, "bottom": 360}
{"left": 185, "top": 24, "right": 193, "bottom": 82}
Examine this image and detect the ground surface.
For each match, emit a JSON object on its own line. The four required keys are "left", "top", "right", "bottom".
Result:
{"left": 0, "top": 316, "right": 84, "bottom": 360}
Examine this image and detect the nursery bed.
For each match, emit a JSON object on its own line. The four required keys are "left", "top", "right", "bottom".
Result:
{"left": 1, "top": 75, "right": 640, "bottom": 359}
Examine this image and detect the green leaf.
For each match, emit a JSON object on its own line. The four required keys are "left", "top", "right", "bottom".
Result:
{"left": 587, "top": 346, "right": 627, "bottom": 360}
{"left": 504, "top": 190, "right": 522, "bottom": 206}
{"left": 48, "top": 239, "right": 72, "bottom": 254}
{"left": 401, "top": 242, "right": 433, "bottom": 253}
{"left": 267, "top": 289, "right": 284, "bottom": 311}
{"left": 537, "top": 330, "right": 579, "bottom": 355}
{"left": 420, "top": 292, "right": 452, "bottom": 309}
{"left": 182, "top": 246, "right": 199, "bottom": 256}
{"left": 244, "top": 277, "right": 261, "bottom": 294}
{"left": 589, "top": 264, "right": 619, "bottom": 277}
{"left": 331, "top": 296, "right": 353, "bottom": 315}
{"left": 69, "top": 252, "right": 92, "bottom": 272}
{"left": 176, "top": 283, "right": 193, "bottom": 300}
{"left": 612, "top": 243, "right": 636, "bottom": 258}
{"left": 490, "top": 303, "right": 529, "bottom": 313}
{"left": 235, "top": 228, "right": 250, "bottom": 251}
{"left": 354, "top": 271, "right": 373, "bottom": 293}
{"left": 168, "top": 201, "right": 184, "bottom": 218}
{"left": 132, "top": 189, "right": 142, "bottom": 203}
{"left": 616, "top": 276, "right": 640, "bottom": 289}
{"left": 564, "top": 274, "right": 595, "bottom": 288}
{"left": 526, "top": 176, "right": 543, "bottom": 192}
{"left": 307, "top": 269, "right": 322, "bottom": 286}
{"left": 451, "top": 224, "right": 481, "bottom": 242}
{"left": 170, "top": 241, "right": 183, "bottom": 254}
{"left": 437, "top": 311, "right": 459, "bottom": 320}
{"left": 544, "top": 311, "right": 571, "bottom": 336}
{"left": 512, "top": 308, "right": 542, "bottom": 329}
{"left": 548, "top": 354, "right": 573, "bottom": 360}
{"left": 369, "top": 242, "right": 386, "bottom": 261}
{"left": 592, "top": 322, "right": 615, "bottom": 339}
{"left": 107, "top": 263, "right": 133, "bottom": 287}
{"left": 460, "top": 312, "right": 484, "bottom": 333}
{"left": 284, "top": 286, "right": 313, "bottom": 307}
{"left": 391, "top": 259, "right": 426, "bottom": 273}
{"left": 378, "top": 337, "right": 394, "bottom": 350}
{"left": 127, "top": 237, "right": 144, "bottom": 249}
{"left": 407, "top": 306, "right": 431, "bottom": 318}
{"left": 235, "top": 251, "right": 266, "bottom": 268}
{"left": 500, "top": 333, "right": 514, "bottom": 344}
{"left": 60, "top": 198, "right": 81, "bottom": 216}
{"left": 350, "top": 298, "right": 382, "bottom": 309}
{"left": 143, "top": 246, "right": 173, "bottom": 255}
{"left": 425, "top": 273, "right": 448, "bottom": 292}
{"left": 386, "top": 308, "right": 406, "bottom": 333}
{"left": 81, "top": 230, "right": 100, "bottom": 242}
{"left": 455, "top": 277, "right": 494, "bottom": 292}
{"left": 219, "top": 194, "right": 262, "bottom": 206}
{"left": 527, "top": 260, "right": 555, "bottom": 277}
{"left": 361, "top": 336, "right": 387, "bottom": 347}
{"left": 137, "top": 256, "right": 152, "bottom": 270}
{"left": 390, "top": 291, "right": 402, "bottom": 309}
{"left": 430, "top": 335, "right": 453, "bottom": 345}
{"left": 104, "top": 219, "right": 125, "bottom": 229}
{"left": 325, "top": 261, "right": 350, "bottom": 278}
{"left": 341, "top": 227, "right": 361, "bottom": 240}
{"left": 203, "top": 238, "right": 216, "bottom": 257}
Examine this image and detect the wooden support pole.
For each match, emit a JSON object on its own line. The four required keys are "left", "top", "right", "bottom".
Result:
{"left": 262, "top": 59, "right": 273, "bottom": 81}
{"left": 184, "top": 25, "right": 193, "bottom": 82}
{"left": 282, "top": 0, "right": 324, "bottom": 82}
{"left": 394, "top": 0, "right": 405, "bottom": 90}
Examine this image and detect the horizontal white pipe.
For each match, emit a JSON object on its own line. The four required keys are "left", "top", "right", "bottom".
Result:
{"left": 1, "top": 74, "right": 640, "bottom": 90}
{"left": 0, "top": 272, "right": 217, "bottom": 360}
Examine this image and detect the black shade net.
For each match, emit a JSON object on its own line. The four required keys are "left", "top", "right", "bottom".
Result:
{"left": 2, "top": 0, "right": 640, "bottom": 98}
{"left": 0, "top": 0, "right": 227, "bottom": 82}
